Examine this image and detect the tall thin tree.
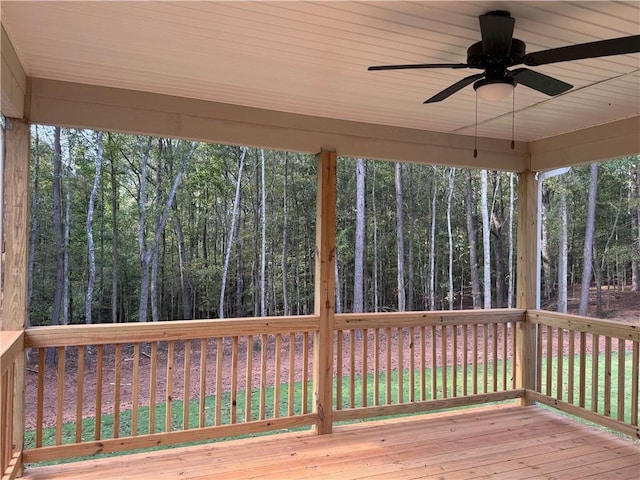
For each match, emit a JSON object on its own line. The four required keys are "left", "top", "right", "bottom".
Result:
{"left": 85, "top": 131, "right": 104, "bottom": 324}
{"left": 353, "top": 158, "right": 366, "bottom": 313}
{"left": 220, "top": 147, "right": 247, "bottom": 318}
{"left": 578, "top": 162, "right": 599, "bottom": 316}
{"left": 395, "top": 162, "right": 406, "bottom": 311}
{"left": 480, "top": 169, "right": 491, "bottom": 309}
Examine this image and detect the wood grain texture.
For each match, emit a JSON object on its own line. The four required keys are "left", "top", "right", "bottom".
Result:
{"left": 23, "top": 405, "right": 639, "bottom": 480}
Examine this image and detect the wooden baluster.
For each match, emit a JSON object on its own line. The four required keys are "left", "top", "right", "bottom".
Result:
{"left": 604, "top": 337, "right": 612, "bottom": 417}
{"left": 246, "top": 336, "right": 254, "bottom": 422}
{"left": 288, "top": 333, "right": 295, "bottom": 416}
{"left": 616, "top": 339, "right": 625, "bottom": 422}
{"left": 336, "top": 331, "right": 343, "bottom": 410}
{"left": 56, "top": 346, "right": 64, "bottom": 445}
{"left": 491, "top": 323, "right": 498, "bottom": 393}
{"left": 452, "top": 325, "right": 458, "bottom": 397}
{"left": 148, "top": 342, "right": 157, "bottom": 434}
{"left": 441, "top": 325, "right": 448, "bottom": 398}
{"left": 409, "top": 327, "right": 415, "bottom": 402}
{"left": 259, "top": 334, "right": 267, "bottom": 420}
{"left": 302, "top": 332, "right": 309, "bottom": 414}
{"left": 362, "top": 329, "right": 368, "bottom": 407}
{"left": 462, "top": 324, "right": 468, "bottom": 397}
{"left": 431, "top": 325, "right": 438, "bottom": 399}
{"left": 349, "top": 330, "right": 355, "bottom": 408}
{"left": 592, "top": 334, "right": 599, "bottom": 413}
{"left": 511, "top": 322, "right": 517, "bottom": 389}
{"left": 183, "top": 340, "right": 191, "bottom": 429}
{"left": 482, "top": 324, "right": 488, "bottom": 394}
{"left": 568, "top": 331, "right": 575, "bottom": 404}
{"left": 579, "top": 332, "right": 586, "bottom": 408}
{"left": 215, "top": 338, "right": 223, "bottom": 425}
{"left": 420, "top": 326, "right": 426, "bottom": 401}
{"left": 36, "top": 349, "right": 44, "bottom": 447}
{"left": 472, "top": 324, "right": 478, "bottom": 395}
{"left": 546, "top": 326, "right": 553, "bottom": 397}
{"left": 132, "top": 343, "right": 140, "bottom": 435}
{"left": 165, "top": 342, "right": 174, "bottom": 432}
{"left": 631, "top": 342, "right": 639, "bottom": 426}
{"left": 199, "top": 339, "right": 207, "bottom": 428}
{"left": 75, "top": 346, "right": 85, "bottom": 443}
{"left": 397, "top": 327, "right": 404, "bottom": 404}
{"left": 501, "top": 323, "right": 508, "bottom": 391}
{"left": 374, "top": 328, "right": 380, "bottom": 406}
{"left": 113, "top": 344, "right": 122, "bottom": 438}
{"left": 386, "top": 328, "right": 392, "bottom": 404}
{"left": 231, "top": 336, "right": 238, "bottom": 424}
{"left": 274, "top": 334, "right": 281, "bottom": 418}
{"left": 557, "top": 329, "right": 564, "bottom": 401}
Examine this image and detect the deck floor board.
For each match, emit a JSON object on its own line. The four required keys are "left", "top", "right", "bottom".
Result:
{"left": 22, "top": 404, "right": 639, "bottom": 480}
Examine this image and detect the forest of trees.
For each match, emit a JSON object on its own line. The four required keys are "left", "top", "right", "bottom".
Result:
{"left": 25, "top": 126, "right": 639, "bottom": 326}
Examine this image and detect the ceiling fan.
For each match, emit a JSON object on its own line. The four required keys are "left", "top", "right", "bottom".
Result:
{"left": 368, "top": 10, "right": 640, "bottom": 104}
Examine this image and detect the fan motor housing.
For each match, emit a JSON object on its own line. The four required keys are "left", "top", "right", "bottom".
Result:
{"left": 467, "top": 39, "right": 526, "bottom": 68}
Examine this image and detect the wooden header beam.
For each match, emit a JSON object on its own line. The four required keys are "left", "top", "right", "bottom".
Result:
{"left": 29, "top": 78, "right": 528, "bottom": 172}
{"left": 1, "top": 25, "right": 27, "bottom": 119}
{"left": 530, "top": 116, "right": 640, "bottom": 172}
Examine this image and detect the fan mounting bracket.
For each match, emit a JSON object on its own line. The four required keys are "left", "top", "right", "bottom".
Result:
{"left": 467, "top": 39, "right": 526, "bottom": 68}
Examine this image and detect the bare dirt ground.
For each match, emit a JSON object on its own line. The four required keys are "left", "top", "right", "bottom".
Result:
{"left": 25, "top": 289, "right": 639, "bottom": 431}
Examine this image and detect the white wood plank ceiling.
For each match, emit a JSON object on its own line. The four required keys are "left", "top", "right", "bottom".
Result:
{"left": 1, "top": 1, "right": 639, "bottom": 142}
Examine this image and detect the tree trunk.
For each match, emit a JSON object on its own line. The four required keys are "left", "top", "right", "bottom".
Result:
{"left": 27, "top": 126, "right": 41, "bottom": 327}
{"left": 429, "top": 166, "right": 437, "bottom": 310}
{"left": 466, "top": 170, "right": 482, "bottom": 308}
{"left": 540, "top": 190, "right": 552, "bottom": 304}
{"left": 260, "top": 148, "right": 267, "bottom": 317}
{"left": 281, "top": 153, "right": 290, "bottom": 315}
{"left": 220, "top": 147, "right": 247, "bottom": 319}
{"left": 395, "top": 162, "right": 406, "bottom": 311}
{"left": 557, "top": 180, "right": 568, "bottom": 313}
{"left": 480, "top": 169, "right": 491, "bottom": 309}
{"left": 49, "top": 127, "right": 64, "bottom": 363}
{"left": 109, "top": 135, "right": 119, "bottom": 322}
{"left": 353, "top": 158, "right": 366, "bottom": 313}
{"left": 173, "top": 204, "right": 192, "bottom": 319}
{"left": 371, "top": 163, "right": 379, "bottom": 312}
{"left": 407, "top": 164, "right": 415, "bottom": 311}
{"left": 578, "top": 162, "right": 599, "bottom": 316}
{"left": 631, "top": 163, "right": 639, "bottom": 291}
{"left": 446, "top": 168, "right": 456, "bottom": 310}
{"left": 85, "top": 131, "right": 104, "bottom": 324}
{"left": 507, "top": 173, "right": 515, "bottom": 308}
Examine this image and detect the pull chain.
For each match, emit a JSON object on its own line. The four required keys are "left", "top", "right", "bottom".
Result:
{"left": 473, "top": 92, "right": 478, "bottom": 158}
{"left": 511, "top": 88, "right": 515, "bottom": 150}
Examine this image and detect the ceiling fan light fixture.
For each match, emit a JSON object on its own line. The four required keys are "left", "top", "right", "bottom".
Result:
{"left": 473, "top": 78, "right": 516, "bottom": 101}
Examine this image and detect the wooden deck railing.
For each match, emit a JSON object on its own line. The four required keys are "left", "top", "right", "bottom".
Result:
{"left": 22, "top": 317, "right": 317, "bottom": 463}
{"left": 332, "top": 310, "right": 526, "bottom": 421}
{"left": 527, "top": 310, "right": 639, "bottom": 439}
{"left": 1, "top": 331, "right": 24, "bottom": 480}
{"left": 12, "top": 308, "right": 639, "bottom": 468}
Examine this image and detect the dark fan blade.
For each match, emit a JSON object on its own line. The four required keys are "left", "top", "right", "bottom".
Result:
{"left": 368, "top": 63, "right": 468, "bottom": 71}
{"left": 479, "top": 11, "right": 515, "bottom": 59}
{"left": 524, "top": 35, "right": 640, "bottom": 66}
{"left": 424, "top": 73, "right": 485, "bottom": 103}
{"left": 511, "top": 68, "right": 572, "bottom": 96}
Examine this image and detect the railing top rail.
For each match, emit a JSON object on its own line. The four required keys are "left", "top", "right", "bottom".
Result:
{"left": 528, "top": 310, "right": 639, "bottom": 342}
{"left": 335, "top": 309, "right": 525, "bottom": 330}
{"left": 0, "top": 330, "right": 24, "bottom": 373}
{"left": 24, "top": 315, "right": 319, "bottom": 348}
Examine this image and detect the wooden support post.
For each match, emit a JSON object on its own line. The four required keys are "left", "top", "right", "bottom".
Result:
{"left": 1, "top": 117, "right": 30, "bottom": 476}
{"left": 516, "top": 170, "right": 537, "bottom": 405}
{"left": 312, "top": 149, "right": 336, "bottom": 434}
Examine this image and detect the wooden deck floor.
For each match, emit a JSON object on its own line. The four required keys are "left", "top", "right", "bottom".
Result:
{"left": 22, "top": 404, "right": 639, "bottom": 480}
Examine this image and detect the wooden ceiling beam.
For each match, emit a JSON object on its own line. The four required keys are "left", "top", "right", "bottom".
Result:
{"left": 29, "top": 78, "right": 528, "bottom": 172}
{"left": 1, "top": 24, "right": 27, "bottom": 119}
